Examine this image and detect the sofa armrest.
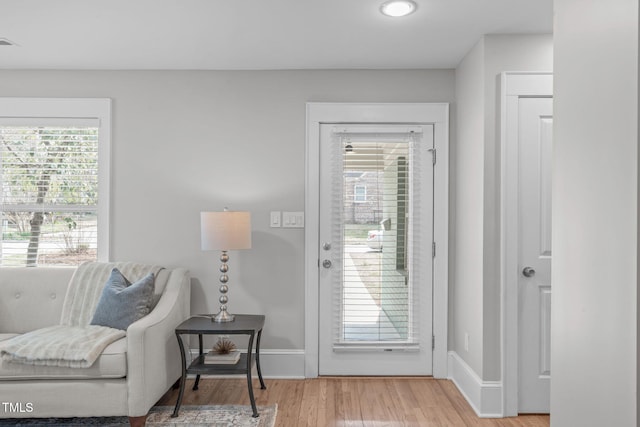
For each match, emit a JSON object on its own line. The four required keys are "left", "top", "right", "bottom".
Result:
{"left": 124, "top": 267, "right": 191, "bottom": 417}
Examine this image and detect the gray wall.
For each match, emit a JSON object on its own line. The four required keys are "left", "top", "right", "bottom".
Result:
{"left": 552, "top": 0, "right": 638, "bottom": 425}
{"left": 453, "top": 34, "right": 553, "bottom": 380}
{"left": 453, "top": 37, "right": 486, "bottom": 378}
{"left": 0, "top": 69, "right": 454, "bottom": 352}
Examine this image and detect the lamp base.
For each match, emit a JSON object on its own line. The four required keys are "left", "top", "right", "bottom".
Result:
{"left": 212, "top": 310, "right": 235, "bottom": 323}
{"left": 212, "top": 250, "right": 235, "bottom": 322}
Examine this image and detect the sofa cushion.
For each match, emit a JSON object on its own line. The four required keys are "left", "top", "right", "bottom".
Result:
{"left": 0, "top": 336, "right": 126, "bottom": 380}
{"left": 0, "top": 268, "right": 73, "bottom": 334}
{"left": 90, "top": 268, "right": 155, "bottom": 330}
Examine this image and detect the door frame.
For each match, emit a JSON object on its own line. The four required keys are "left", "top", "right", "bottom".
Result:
{"left": 500, "top": 73, "right": 553, "bottom": 416}
{"left": 304, "top": 102, "right": 449, "bottom": 378}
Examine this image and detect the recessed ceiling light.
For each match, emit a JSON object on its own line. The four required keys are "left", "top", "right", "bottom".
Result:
{"left": 380, "top": 0, "right": 417, "bottom": 17}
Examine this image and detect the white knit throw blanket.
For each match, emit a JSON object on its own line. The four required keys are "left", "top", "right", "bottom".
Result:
{"left": 1, "top": 262, "right": 162, "bottom": 368}
{"left": 0, "top": 324, "right": 125, "bottom": 368}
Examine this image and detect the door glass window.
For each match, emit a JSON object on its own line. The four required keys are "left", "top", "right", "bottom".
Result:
{"left": 330, "top": 129, "right": 427, "bottom": 350}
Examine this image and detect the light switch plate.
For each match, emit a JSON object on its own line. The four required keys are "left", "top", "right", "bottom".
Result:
{"left": 283, "top": 211, "right": 304, "bottom": 228}
{"left": 270, "top": 211, "right": 281, "bottom": 228}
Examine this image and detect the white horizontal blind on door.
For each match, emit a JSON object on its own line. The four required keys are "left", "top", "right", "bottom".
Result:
{"left": 0, "top": 123, "right": 99, "bottom": 267}
{"left": 330, "top": 126, "right": 426, "bottom": 351}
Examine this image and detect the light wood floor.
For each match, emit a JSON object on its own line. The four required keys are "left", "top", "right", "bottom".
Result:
{"left": 156, "top": 377, "right": 550, "bottom": 427}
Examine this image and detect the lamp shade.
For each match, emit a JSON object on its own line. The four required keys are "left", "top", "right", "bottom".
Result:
{"left": 200, "top": 211, "right": 252, "bottom": 251}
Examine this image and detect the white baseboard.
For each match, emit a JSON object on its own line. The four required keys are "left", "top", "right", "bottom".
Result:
{"left": 447, "top": 351, "right": 503, "bottom": 418}
{"left": 188, "top": 349, "right": 305, "bottom": 379}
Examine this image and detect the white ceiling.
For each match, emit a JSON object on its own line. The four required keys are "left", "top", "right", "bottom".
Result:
{"left": 0, "top": 0, "right": 553, "bottom": 70}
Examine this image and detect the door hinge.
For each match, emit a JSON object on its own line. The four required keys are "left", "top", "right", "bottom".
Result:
{"left": 428, "top": 148, "right": 436, "bottom": 165}
{"left": 432, "top": 242, "right": 436, "bottom": 258}
{"left": 432, "top": 335, "right": 435, "bottom": 350}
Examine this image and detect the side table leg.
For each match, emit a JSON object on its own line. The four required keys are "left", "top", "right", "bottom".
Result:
{"left": 255, "top": 329, "right": 266, "bottom": 390}
{"left": 193, "top": 374, "right": 201, "bottom": 391}
{"left": 193, "top": 334, "right": 203, "bottom": 390}
{"left": 172, "top": 333, "right": 187, "bottom": 418}
{"left": 246, "top": 333, "right": 259, "bottom": 417}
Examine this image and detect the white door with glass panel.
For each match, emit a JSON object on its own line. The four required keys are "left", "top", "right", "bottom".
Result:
{"left": 318, "top": 124, "right": 434, "bottom": 375}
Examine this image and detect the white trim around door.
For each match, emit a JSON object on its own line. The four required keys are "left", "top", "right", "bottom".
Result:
{"left": 500, "top": 73, "right": 553, "bottom": 416}
{"left": 304, "top": 102, "right": 449, "bottom": 379}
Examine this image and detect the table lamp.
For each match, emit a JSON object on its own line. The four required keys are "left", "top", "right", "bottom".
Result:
{"left": 200, "top": 209, "right": 252, "bottom": 322}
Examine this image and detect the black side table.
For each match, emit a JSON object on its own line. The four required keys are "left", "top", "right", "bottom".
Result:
{"left": 172, "top": 314, "right": 266, "bottom": 418}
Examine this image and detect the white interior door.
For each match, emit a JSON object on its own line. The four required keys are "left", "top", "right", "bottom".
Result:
{"left": 318, "top": 123, "right": 433, "bottom": 375}
{"left": 518, "top": 97, "right": 553, "bottom": 413}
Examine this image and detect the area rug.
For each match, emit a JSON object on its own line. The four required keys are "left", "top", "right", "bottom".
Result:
{"left": 0, "top": 404, "right": 277, "bottom": 427}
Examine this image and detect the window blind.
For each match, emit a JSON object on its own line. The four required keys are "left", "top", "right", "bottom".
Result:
{"left": 329, "top": 127, "right": 426, "bottom": 351}
{"left": 0, "top": 125, "right": 99, "bottom": 267}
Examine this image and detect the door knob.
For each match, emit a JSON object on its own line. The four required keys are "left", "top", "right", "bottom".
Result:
{"left": 322, "top": 242, "right": 331, "bottom": 251}
{"left": 522, "top": 267, "right": 536, "bottom": 278}
{"left": 322, "top": 259, "right": 332, "bottom": 269}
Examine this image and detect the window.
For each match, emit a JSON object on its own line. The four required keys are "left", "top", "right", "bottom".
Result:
{"left": 330, "top": 125, "right": 431, "bottom": 349}
{"left": 0, "top": 98, "right": 111, "bottom": 267}
{"left": 354, "top": 185, "right": 367, "bottom": 202}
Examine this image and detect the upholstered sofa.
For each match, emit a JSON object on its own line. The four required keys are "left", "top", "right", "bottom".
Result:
{"left": 0, "top": 262, "right": 191, "bottom": 426}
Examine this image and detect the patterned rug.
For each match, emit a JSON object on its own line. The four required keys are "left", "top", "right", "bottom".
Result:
{"left": 0, "top": 405, "right": 277, "bottom": 426}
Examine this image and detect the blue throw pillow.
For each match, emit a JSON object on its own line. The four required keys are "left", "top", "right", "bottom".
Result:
{"left": 90, "top": 268, "right": 156, "bottom": 330}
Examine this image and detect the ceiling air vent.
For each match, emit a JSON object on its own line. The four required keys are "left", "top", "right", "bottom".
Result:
{"left": 0, "top": 39, "right": 17, "bottom": 46}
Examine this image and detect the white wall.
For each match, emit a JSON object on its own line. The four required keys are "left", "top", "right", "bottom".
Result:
{"left": 453, "top": 38, "right": 486, "bottom": 378}
{"left": 0, "top": 70, "right": 454, "bottom": 365}
{"left": 551, "top": 1, "right": 638, "bottom": 426}
{"left": 453, "top": 34, "right": 553, "bottom": 382}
